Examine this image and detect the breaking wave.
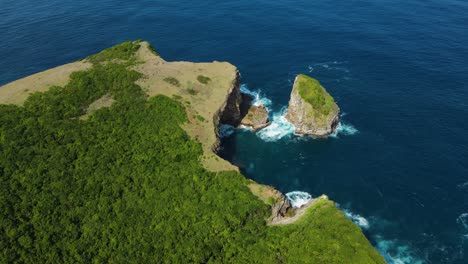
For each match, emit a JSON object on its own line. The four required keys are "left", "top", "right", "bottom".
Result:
{"left": 330, "top": 121, "right": 359, "bottom": 138}
{"left": 240, "top": 84, "right": 296, "bottom": 141}
{"left": 256, "top": 107, "right": 296, "bottom": 141}
{"left": 285, "top": 191, "right": 312, "bottom": 208}
{"left": 343, "top": 209, "right": 370, "bottom": 229}
{"left": 240, "top": 84, "right": 272, "bottom": 107}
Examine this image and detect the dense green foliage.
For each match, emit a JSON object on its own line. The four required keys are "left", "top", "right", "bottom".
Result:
{"left": 297, "top": 74, "right": 337, "bottom": 116}
{"left": 0, "top": 63, "right": 268, "bottom": 263}
{"left": 236, "top": 199, "right": 384, "bottom": 263}
{"left": 87, "top": 41, "right": 142, "bottom": 65}
{"left": 0, "top": 43, "right": 384, "bottom": 263}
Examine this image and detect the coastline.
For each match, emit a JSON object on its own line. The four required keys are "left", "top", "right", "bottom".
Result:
{"left": 0, "top": 40, "right": 385, "bottom": 263}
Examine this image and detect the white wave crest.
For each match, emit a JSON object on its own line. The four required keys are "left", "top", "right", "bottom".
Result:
{"left": 219, "top": 124, "right": 235, "bottom": 138}
{"left": 256, "top": 107, "right": 296, "bottom": 142}
{"left": 240, "top": 84, "right": 272, "bottom": 107}
{"left": 330, "top": 122, "right": 359, "bottom": 138}
{"left": 344, "top": 210, "right": 370, "bottom": 229}
{"left": 286, "top": 191, "right": 312, "bottom": 208}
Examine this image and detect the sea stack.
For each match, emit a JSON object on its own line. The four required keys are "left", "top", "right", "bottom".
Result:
{"left": 285, "top": 74, "right": 340, "bottom": 137}
{"left": 240, "top": 104, "right": 270, "bottom": 130}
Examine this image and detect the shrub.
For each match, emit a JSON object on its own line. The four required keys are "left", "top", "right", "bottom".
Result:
{"left": 87, "top": 41, "right": 141, "bottom": 65}
{"left": 164, "top": 77, "right": 181, "bottom": 87}
{"left": 197, "top": 75, "right": 211, "bottom": 84}
{"left": 187, "top": 88, "right": 198, "bottom": 95}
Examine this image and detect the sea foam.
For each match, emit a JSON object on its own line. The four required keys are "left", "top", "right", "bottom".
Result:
{"left": 240, "top": 85, "right": 296, "bottom": 141}
{"left": 256, "top": 107, "right": 296, "bottom": 142}
{"left": 330, "top": 121, "right": 359, "bottom": 138}
{"left": 343, "top": 209, "right": 370, "bottom": 229}
{"left": 285, "top": 191, "right": 312, "bottom": 208}
{"left": 239, "top": 84, "right": 358, "bottom": 142}
{"left": 240, "top": 84, "right": 272, "bottom": 107}
{"left": 375, "top": 238, "right": 423, "bottom": 264}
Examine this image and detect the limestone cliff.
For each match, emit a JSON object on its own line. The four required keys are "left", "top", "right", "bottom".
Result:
{"left": 218, "top": 71, "right": 242, "bottom": 127}
{"left": 286, "top": 74, "right": 340, "bottom": 137}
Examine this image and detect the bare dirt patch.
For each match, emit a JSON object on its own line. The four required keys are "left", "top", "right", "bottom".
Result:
{"left": 80, "top": 94, "right": 116, "bottom": 120}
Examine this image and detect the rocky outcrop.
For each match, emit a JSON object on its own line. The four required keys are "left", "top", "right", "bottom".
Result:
{"left": 240, "top": 104, "right": 270, "bottom": 130}
{"left": 286, "top": 74, "right": 340, "bottom": 137}
{"left": 270, "top": 194, "right": 296, "bottom": 223}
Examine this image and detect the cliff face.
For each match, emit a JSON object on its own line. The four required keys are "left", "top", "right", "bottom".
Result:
{"left": 286, "top": 74, "right": 340, "bottom": 137}
{"left": 218, "top": 71, "right": 242, "bottom": 126}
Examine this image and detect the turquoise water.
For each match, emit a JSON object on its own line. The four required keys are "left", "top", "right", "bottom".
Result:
{"left": 1, "top": 1, "right": 467, "bottom": 263}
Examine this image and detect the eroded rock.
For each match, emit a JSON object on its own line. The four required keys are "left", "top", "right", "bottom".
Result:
{"left": 286, "top": 74, "right": 340, "bottom": 137}
{"left": 240, "top": 104, "right": 270, "bottom": 130}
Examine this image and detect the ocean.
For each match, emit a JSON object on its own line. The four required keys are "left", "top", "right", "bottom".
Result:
{"left": 1, "top": 0, "right": 467, "bottom": 263}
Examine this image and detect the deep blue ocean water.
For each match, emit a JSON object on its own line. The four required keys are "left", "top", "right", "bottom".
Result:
{"left": 1, "top": 0, "right": 467, "bottom": 263}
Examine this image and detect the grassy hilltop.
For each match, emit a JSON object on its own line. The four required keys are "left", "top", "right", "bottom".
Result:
{"left": 0, "top": 41, "right": 384, "bottom": 263}
{"left": 297, "top": 74, "right": 339, "bottom": 118}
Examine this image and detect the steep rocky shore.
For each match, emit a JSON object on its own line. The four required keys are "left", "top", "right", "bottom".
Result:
{"left": 217, "top": 71, "right": 242, "bottom": 127}
{"left": 286, "top": 74, "right": 340, "bottom": 137}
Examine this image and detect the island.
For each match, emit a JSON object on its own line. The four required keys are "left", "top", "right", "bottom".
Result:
{"left": 286, "top": 74, "right": 340, "bottom": 137}
{"left": 0, "top": 40, "right": 384, "bottom": 263}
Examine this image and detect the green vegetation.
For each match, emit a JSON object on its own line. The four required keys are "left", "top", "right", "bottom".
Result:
{"left": 237, "top": 199, "right": 384, "bottom": 263}
{"left": 163, "top": 77, "right": 180, "bottom": 87}
{"left": 297, "top": 74, "right": 337, "bottom": 116}
{"left": 195, "top": 114, "right": 206, "bottom": 122}
{"left": 197, "top": 75, "right": 211, "bottom": 84}
{"left": 0, "top": 42, "right": 383, "bottom": 263}
{"left": 187, "top": 88, "right": 198, "bottom": 95}
{"left": 87, "top": 40, "right": 142, "bottom": 65}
